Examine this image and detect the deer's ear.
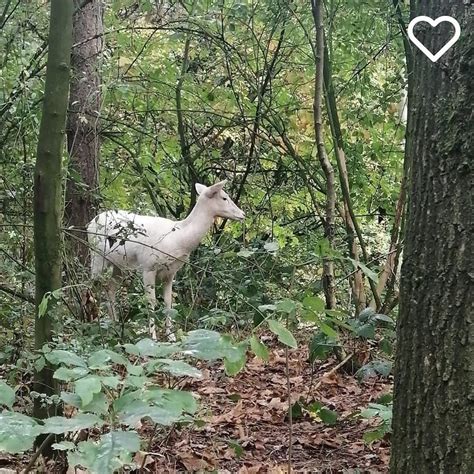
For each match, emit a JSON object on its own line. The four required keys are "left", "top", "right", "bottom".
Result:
{"left": 205, "top": 180, "right": 227, "bottom": 198}
{"left": 195, "top": 183, "right": 207, "bottom": 195}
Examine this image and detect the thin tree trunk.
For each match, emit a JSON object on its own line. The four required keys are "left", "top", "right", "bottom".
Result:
{"left": 391, "top": 1, "right": 473, "bottom": 472}
{"left": 322, "top": 41, "right": 367, "bottom": 313}
{"left": 65, "top": 0, "right": 102, "bottom": 263}
{"left": 33, "top": 0, "right": 73, "bottom": 422}
{"left": 311, "top": 0, "right": 336, "bottom": 309}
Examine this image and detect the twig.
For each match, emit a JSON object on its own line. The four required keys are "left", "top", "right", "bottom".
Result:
{"left": 0, "top": 284, "right": 34, "bottom": 303}
{"left": 285, "top": 344, "right": 293, "bottom": 474}
{"left": 312, "top": 353, "right": 354, "bottom": 393}
{"left": 22, "top": 433, "right": 54, "bottom": 474}
{"left": 140, "top": 423, "right": 159, "bottom": 471}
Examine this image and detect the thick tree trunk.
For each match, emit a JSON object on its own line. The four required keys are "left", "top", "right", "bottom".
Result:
{"left": 33, "top": 0, "right": 73, "bottom": 420}
{"left": 65, "top": 0, "right": 102, "bottom": 262}
{"left": 391, "top": 2, "right": 473, "bottom": 472}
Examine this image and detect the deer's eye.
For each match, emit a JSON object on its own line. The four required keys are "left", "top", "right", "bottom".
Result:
{"left": 222, "top": 197, "right": 228, "bottom": 201}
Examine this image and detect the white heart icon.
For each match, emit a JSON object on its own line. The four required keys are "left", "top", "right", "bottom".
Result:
{"left": 407, "top": 16, "right": 461, "bottom": 62}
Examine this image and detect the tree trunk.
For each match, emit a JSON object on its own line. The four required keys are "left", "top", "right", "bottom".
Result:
{"left": 65, "top": 0, "right": 102, "bottom": 263}
{"left": 311, "top": 0, "right": 336, "bottom": 309}
{"left": 391, "top": 2, "right": 473, "bottom": 472}
{"left": 33, "top": 0, "right": 73, "bottom": 421}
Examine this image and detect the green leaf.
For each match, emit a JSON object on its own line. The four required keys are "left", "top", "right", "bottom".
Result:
{"left": 319, "top": 321, "right": 339, "bottom": 339}
{"left": 38, "top": 292, "right": 52, "bottom": 318}
{"left": 148, "top": 359, "right": 202, "bottom": 378}
{"left": 88, "top": 349, "right": 128, "bottom": 368}
{"left": 257, "top": 304, "right": 276, "bottom": 312}
{"left": 53, "top": 367, "right": 89, "bottom": 382}
{"left": 349, "top": 258, "right": 378, "bottom": 283}
{"left": 68, "top": 431, "right": 140, "bottom": 474}
{"left": 46, "top": 350, "right": 87, "bottom": 368}
{"left": 75, "top": 376, "right": 102, "bottom": 406}
{"left": 134, "top": 339, "right": 180, "bottom": 358}
{"left": 0, "top": 381, "right": 15, "bottom": 408}
{"left": 100, "top": 376, "right": 120, "bottom": 389}
{"left": 124, "top": 375, "right": 149, "bottom": 388}
{"left": 319, "top": 408, "right": 338, "bottom": 425}
{"left": 276, "top": 299, "right": 297, "bottom": 314}
{"left": 308, "top": 331, "right": 336, "bottom": 363}
{"left": 223, "top": 339, "right": 247, "bottom": 376}
{"left": 358, "top": 307, "right": 376, "bottom": 322}
{"left": 127, "top": 363, "right": 144, "bottom": 376}
{"left": 374, "top": 313, "right": 395, "bottom": 324}
{"left": 263, "top": 241, "right": 279, "bottom": 252}
{"left": 237, "top": 249, "right": 254, "bottom": 258}
{"left": 52, "top": 441, "right": 76, "bottom": 451}
{"left": 41, "top": 413, "right": 103, "bottom": 435}
{"left": 118, "top": 389, "right": 197, "bottom": 427}
{"left": 356, "top": 360, "right": 392, "bottom": 381}
{"left": 268, "top": 320, "right": 297, "bottom": 349}
{"left": 249, "top": 335, "right": 269, "bottom": 361}
{"left": 0, "top": 411, "right": 41, "bottom": 453}
{"left": 363, "top": 429, "right": 386, "bottom": 443}
{"left": 302, "top": 296, "right": 325, "bottom": 313}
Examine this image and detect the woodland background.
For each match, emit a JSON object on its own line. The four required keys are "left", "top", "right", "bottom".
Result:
{"left": 0, "top": 0, "right": 472, "bottom": 473}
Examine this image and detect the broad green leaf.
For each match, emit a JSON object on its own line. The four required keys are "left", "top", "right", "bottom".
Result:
{"left": 237, "top": 249, "right": 254, "bottom": 258}
{"left": 124, "top": 375, "right": 149, "bottom": 388}
{"left": 374, "top": 313, "right": 395, "bottom": 324}
{"left": 41, "top": 413, "right": 103, "bottom": 435}
{"left": 257, "top": 304, "right": 276, "bottom": 312}
{"left": 145, "top": 388, "right": 197, "bottom": 414}
{"left": 319, "top": 408, "right": 338, "bottom": 425}
{"left": 276, "top": 299, "right": 297, "bottom": 314}
{"left": 349, "top": 258, "right": 378, "bottom": 283}
{"left": 88, "top": 349, "right": 128, "bottom": 368}
{"left": 263, "top": 241, "right": 279, "bottom": 252}
{"left": 52, "top": 441, "right": 76, "bottom": 451}
{"left": 302, "top": 296, "right": 325, "bottom": 313}
{"left": 148, "top": 359, "right": 202, "bottom": 378}
{"left": 268, "top": 320, "right": 297, "bottom": 349}
{"left": 363, "top": 429, "right": 386, "bottom": 443}
{"left": 308, "top": 331, "right": 336, "bottom": 363}
{"left": 249, "top": 335, "right": 269, "bottom": 361}
{"left": 358, "top": 307, "right": 376, "bottom": 322}
{"left": 127, "top": 363, "right": 144, "bottom": 376}
{"left": 75, "top": 376, "right": 102, "bottom": 406}
{"left": 46, "top": 350, "right": 87, "bottom": 368}
{"left": 356, "top": 360, "right": 393, "bottom": 381}
{"left": 223, "top": 339, "right": 247, "bottom": 376}
{"left": 319, "top": 321, "right": 339, "bottom": 339}
{"left": 119, "top": 389, "right": 197, "bottom": 426}
{"left": 68, "top": 431, "right": 140, "bottom": 474}
{"left": 100, "top": 376, "right": 120, "bottom": 389}
{"left": 182, "top": 330, "right": 230, "bottom": 360}
{"left": 53, "top": 367, "right": 89, "bottom": 382}
{"left": 61, "top": 391, "right": 109, "bottom": 416}
{"left": 134, "top": 339, "right": 180, "bottom": 358}
{"left": 0, "top": 381, "right": 15, "bottom": 408}
{"left": 0, "top": 411, "right": 41, "bottom": 453}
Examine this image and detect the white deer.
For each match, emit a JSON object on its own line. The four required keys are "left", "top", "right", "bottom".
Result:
{"left": 87, "top": 180, "right": 245, "bottom": 340}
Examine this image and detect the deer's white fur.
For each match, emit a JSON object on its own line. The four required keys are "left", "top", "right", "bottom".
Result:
{"left": 87, "top": 180, "right": 245, "bottom": 339}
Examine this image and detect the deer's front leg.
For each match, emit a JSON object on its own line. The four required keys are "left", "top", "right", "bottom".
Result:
{"left": 143, "top": 270, "right": 158, "bottom": 340}
{"left": 162, "top": 276, "right": 175, "bottom": 342}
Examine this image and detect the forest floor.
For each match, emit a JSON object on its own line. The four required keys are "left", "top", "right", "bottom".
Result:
{"left": 145, "top": 342, "right": 392, "bottom": 473}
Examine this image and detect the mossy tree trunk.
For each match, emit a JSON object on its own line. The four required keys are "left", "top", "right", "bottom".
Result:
{"left": 33, "top": 0, "right": 73, "bottom": 420}
{"left": 391, "top": 1, "right": 473, "bottom": 472}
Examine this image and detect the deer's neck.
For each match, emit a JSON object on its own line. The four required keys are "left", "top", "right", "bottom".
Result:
{"left": 176, "top": 203, "right": 214, "bottom": 251}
